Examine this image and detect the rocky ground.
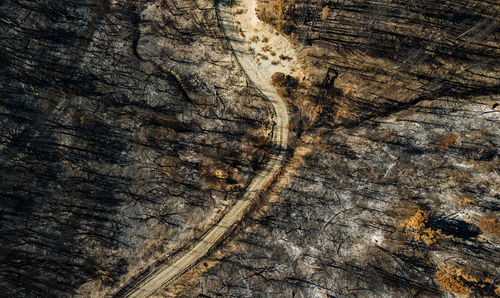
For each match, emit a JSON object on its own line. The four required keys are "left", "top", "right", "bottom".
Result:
{"left": 0, "top": 0, "right": 499, "bottom": 297}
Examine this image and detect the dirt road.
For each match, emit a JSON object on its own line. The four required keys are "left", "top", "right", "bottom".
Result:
{"left": 118, "top": 1, "right": 296, "bottom": 296}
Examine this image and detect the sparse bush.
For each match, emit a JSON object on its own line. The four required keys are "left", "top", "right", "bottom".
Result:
{"left": 273, "top": 0, "right": 284, "bottom": 15}
{"left": 439, "top": 133, "right": 458, "bottom": 150}
{"left": 271, "top": 72, "right": 298, "bottom": 88}
{"left": 401, "top": 209, "right": 428, "bottom": 230}
{"left": 96, "top": 0, "right": 110, "bottom": 13}
{"left": 321, "top": 6, "right": 329, "bottom": 20}
{"left": 271, "top": 72, "right": 287, "bottom": 87}
{"left": 435, "top": 266, "right": 470, "bottom": 295}
{"left": 250, "top": 35, "right": 259, "bottom": 42}
{"left": 262, "top": 45, "right": 272, "bottom": 52}
{"left": 400, "top": 209, "right": 441, "bottom": 245}
{"left": 457, "top": 197, "right": 475, "bottom": 206}
{"left": 279, "top": 54, "right": 290, "bottom": 60}
{"left": 478, "top": 217, "right": 500, "bottom": 237}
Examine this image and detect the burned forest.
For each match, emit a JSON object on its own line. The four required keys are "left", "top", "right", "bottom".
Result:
{"left": 0, "top": 0, "right": 499, "bottom": 297}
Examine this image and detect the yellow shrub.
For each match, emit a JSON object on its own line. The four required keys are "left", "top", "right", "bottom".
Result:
{"left": 420, "top": 228, "right": 441, "bottom": 246}
{"left": 458, "top": 197, "right": 475, "bottom": 206}
{"left": 435, "top": 266, "right": 470, "bottom": 295}
{"left": 401, "top": 209, "right": 428, "bottom": 230}
{"left": 321, "top": 6, "right": 330, "bottom": 20}
{"left": 400, "top": 209, "right": 440, "bottom": 245}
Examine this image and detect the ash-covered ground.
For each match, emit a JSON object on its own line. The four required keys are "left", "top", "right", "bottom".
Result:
{"left": 0, "top": 0, "right": 273, "bottom": 296}
{"left": 0, "top": 0, "right": 498, "bottom": 297}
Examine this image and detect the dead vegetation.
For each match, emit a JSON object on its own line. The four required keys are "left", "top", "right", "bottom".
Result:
{"left": 321, "top": 6, "right": 329, "bottom": 20}
{"left": 400, "top": 209, "right": 441, "bottom": 246}
{"left": 439, "top": 133, "right": 459, "bottom": 150}
{"left": 257, "top": 53, "right": 268, "bottom": 60}
{"left": 435, "top": 265, "right": 499, "bottom": 296}
{"left": 478, "top": 217, "right": 500, "bottom": 237}
{"left": 435, "top": 265, "right": 471, "bottom": 295}
{"left": 271, "top": 72, "right": 298, "bottom": 88}
{"left": 262, "top": 45, "right": 272, "bottom": 52}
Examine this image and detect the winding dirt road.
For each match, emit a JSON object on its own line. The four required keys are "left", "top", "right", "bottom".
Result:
{"left": 117, "top": 1, "right": 297, "bottom": 296}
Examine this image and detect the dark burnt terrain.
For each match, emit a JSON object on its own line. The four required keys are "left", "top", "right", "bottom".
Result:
{"left": 0, "top": 0, "right": 499, "bottom": 297}
{"left": 0, "top": 0, "right": 273, "bottom": 296}
{"left": 166, "top": 0, "right": 500, "bottom": 297}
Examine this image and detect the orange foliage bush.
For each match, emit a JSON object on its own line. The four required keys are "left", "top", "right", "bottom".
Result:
{"left": 321, "top": 6, "right": 330, "bottom": 20}
{"left": 415, "top": 227, "right": 441, "bottom": 246}
{"left": 400, "top": 209, "right": 441, "bottom": 245}
{"left": 434, "top": 265, "right": 499, "bottom": 296}
{"left": 401, "top": 209, "right": 428, "bottom": 230}
{"left": 478, "top": 217, "right": 500, "bottom": 237}
{"left": 457, "top": 197, "right": 475, "bottom": 206}
{"left": 435, "top": 266, "right": 470, "bottom": 295}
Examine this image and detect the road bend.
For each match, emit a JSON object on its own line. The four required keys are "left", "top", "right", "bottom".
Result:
{"left": 117, "top": 0, "right": 296, "bottom": 296}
